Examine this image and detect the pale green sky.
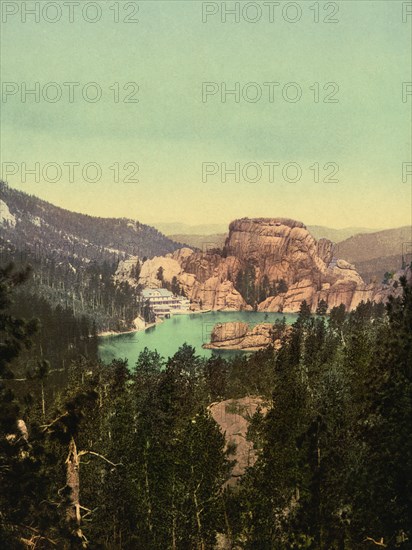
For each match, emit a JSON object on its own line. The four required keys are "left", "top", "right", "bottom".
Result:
{"left": 1, "top": 0, "right": 411, "bottom": 229}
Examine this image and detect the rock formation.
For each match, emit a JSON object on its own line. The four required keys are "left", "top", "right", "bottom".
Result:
{"left": 208, "top": 397, "right": 268, "bottom": 484}
{"left": 203, "top": 321, "right": 289, "bottom": 351}
{"left": 116, "top": 217, "right": 405, "bottom": 313}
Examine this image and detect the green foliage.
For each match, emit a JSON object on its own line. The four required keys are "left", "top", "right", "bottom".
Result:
{"left": 315, "top": 299, "right": 328, "bottom": 316}
{"left": 383, "top": 271, "right": 394, "bottom": 284}
{"left": 227, "top": 285, "right": 411, "bottom": 549}
{"left": 235, "top": 263, "right": 257, "bottom": 306}
{"left": 1, "top": 260, "right": 411, "bottom": 549}
{"left": 156, "top": 266, "right": 164, "bottom": 282}
{"left": 0, "top": 264, "right": 58, "bottom": 547}
{"left": 171, "top": 276, "right": 180, "bottom": 295}
{"left": 234, "top": 264, "right": 289, "bottom": 307}
{"left": 277, "top": 278, "right": 289, "bottom": 294}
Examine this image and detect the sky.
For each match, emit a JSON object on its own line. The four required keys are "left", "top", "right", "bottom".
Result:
{"left": 0, "top": 0, "right": 411, "bottom": 230}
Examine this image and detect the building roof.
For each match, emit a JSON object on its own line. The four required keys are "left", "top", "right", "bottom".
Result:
{"left": 141, "top": 288, "right": 174, "bottom": 298}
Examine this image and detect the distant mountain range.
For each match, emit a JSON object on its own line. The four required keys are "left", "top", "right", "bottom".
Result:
{"left": 307, "top": 225, "right": 382, "bottom": 242}
{"left": 169, "top": 233, "right": 227, "bottom": 251}
{"left": 1, "top": 183, "right": 408, "bottom": 293}
{"left": 335, "top": 227, "right": 411, "bottom": 283}
{"left": 154, "top": 222, "right": 230, "bottom": 235}
{"left": 155, "top": 221, "right": 381, "bottom": 241}
{"left": 0, "top": 183, "right": 182, "bottom": 263}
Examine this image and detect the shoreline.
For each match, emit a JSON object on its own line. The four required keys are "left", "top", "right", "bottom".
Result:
{"left": 98, "top": 309, "right": 288, "bottom": 338}
{"left": 98, "top": 321, "right": 159, "bottom": 338}
{"left": 98, "top": 309, "right": 213, "bottom": 337}
{"left": 203, "top": 344, "right": 266, "bottom": 352}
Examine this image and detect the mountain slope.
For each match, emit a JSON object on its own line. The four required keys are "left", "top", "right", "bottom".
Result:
{"left": 169, "top": 233, "right": 227, "bottom": 251}
{"left": 0, "top": 182, "right": 182, "bottom": 262}
{"left": 307, "top": 225, "right": 381, "bottom": 242}
{"left": 157, "top": 222, "right": 381, "bottom": 241}
{"left": 0, "top": 183, "right": 185, "bottom": 331}
{"left": 336, "top": 226, "right": 411, "bottom": 282}
{"left": 155, "top": 222, "right": 230, "bottom": 235}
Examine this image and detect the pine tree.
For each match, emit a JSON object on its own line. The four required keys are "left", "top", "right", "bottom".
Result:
{"left": 351, "top": 278, "right": 412, "bottom": 547}
{"left": 171, "top": 276, "right": 180, "bottom": 295}
{"left": 174, "top": 410, "right": 230, "bottom": 549}
{"left": 0, "top": 263, "right": 55, "bottom": 547}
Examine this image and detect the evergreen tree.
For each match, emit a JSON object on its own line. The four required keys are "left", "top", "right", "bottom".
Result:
{"left": 0, "top": 264, "right": 56, "bottom": 548}
{"left": 171, "top": 276, "right": 180, "bottom": 295}
{"left": 351, "top": 278, "right": 412, "bottom": 547}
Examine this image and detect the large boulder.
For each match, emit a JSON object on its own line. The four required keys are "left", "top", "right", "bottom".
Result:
{"left": 205, "top": 322, "right": 249, "bottom": 348}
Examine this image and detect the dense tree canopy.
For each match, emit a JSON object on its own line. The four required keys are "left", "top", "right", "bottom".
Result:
{"left": 0, "top": 261, "right": 411, "bottom": 548}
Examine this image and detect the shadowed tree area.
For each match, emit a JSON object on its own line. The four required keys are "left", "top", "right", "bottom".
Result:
{"left": 0, "top": 261, "right": 411, "bottom": 548}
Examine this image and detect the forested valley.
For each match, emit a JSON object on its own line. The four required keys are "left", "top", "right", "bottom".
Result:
{"left": 0, "top": 262, "right": 411, "bottom": 549}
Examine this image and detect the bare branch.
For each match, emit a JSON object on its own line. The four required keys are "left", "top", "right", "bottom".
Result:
{"left": 363, "top": 537, "right": 387, "bottom": 547}
{"left": 17, "top": 525, "right": 57, "bottom": 547}
{"left": 79, "top": 505, "right": 92, "bottom": 512}
{"left": 78, "top": 450, "right": 123, "bottom": 467}
{"left": 0, "top": 369, "right": 64, "bottom": 383}
{"left": 40, "top": 412, "right": 69, "bottom": 432}
{"left": 79, "top": 505, "right": 97, "bottom": 519}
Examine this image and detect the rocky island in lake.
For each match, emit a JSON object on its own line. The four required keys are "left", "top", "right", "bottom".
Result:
{"left": 203, "top": 321, "right": 291, "bottom": 351}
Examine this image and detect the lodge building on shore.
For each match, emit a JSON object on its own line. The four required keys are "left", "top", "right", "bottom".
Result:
{"left": 141, "top": 288, "right": 191, "bottom": 317}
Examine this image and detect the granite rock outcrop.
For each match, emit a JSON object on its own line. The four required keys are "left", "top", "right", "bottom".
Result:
{"left": 208, "top": 397, "right": 268, "bottom": 484}
{"left": 116, "top": 217, "right": 404, "bottom": 312}
{"left": 203, "top": 321, "right": 289, "bottom": 351}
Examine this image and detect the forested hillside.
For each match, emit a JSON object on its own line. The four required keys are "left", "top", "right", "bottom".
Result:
{"left": 0, "top": 182, "right": 184, "bottom": 331}
{"left": 7, "top": 253, "right": 143, "bottom": 333}
{"left": 0, "top": 182, "right": 182, "bottom": 261}
{"left": 1, "top": 262, "right": 411, "bottom": 549}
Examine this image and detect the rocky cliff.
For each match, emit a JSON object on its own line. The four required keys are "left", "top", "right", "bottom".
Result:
{"left": 116, "top": 217, "right": 403, "bottom": 313}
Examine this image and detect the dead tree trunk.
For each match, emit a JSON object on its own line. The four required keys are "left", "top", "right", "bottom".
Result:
{"left": 65, "top": 437, "right": 86, "bottom": 544}
{"left": 64, "top": 439, "right": 122, "bottom": 545}
{"left": 191, "top": 465, "right": 205, "bottom": 550}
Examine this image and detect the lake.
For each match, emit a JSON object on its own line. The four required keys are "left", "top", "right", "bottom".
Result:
{"left": 99, "top": 311, "right": 298, "bottom": 366}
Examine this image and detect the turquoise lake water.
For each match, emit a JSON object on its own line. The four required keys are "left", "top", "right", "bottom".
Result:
{"left": 99, "top": 311, "right": 298, "bottom": 366}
